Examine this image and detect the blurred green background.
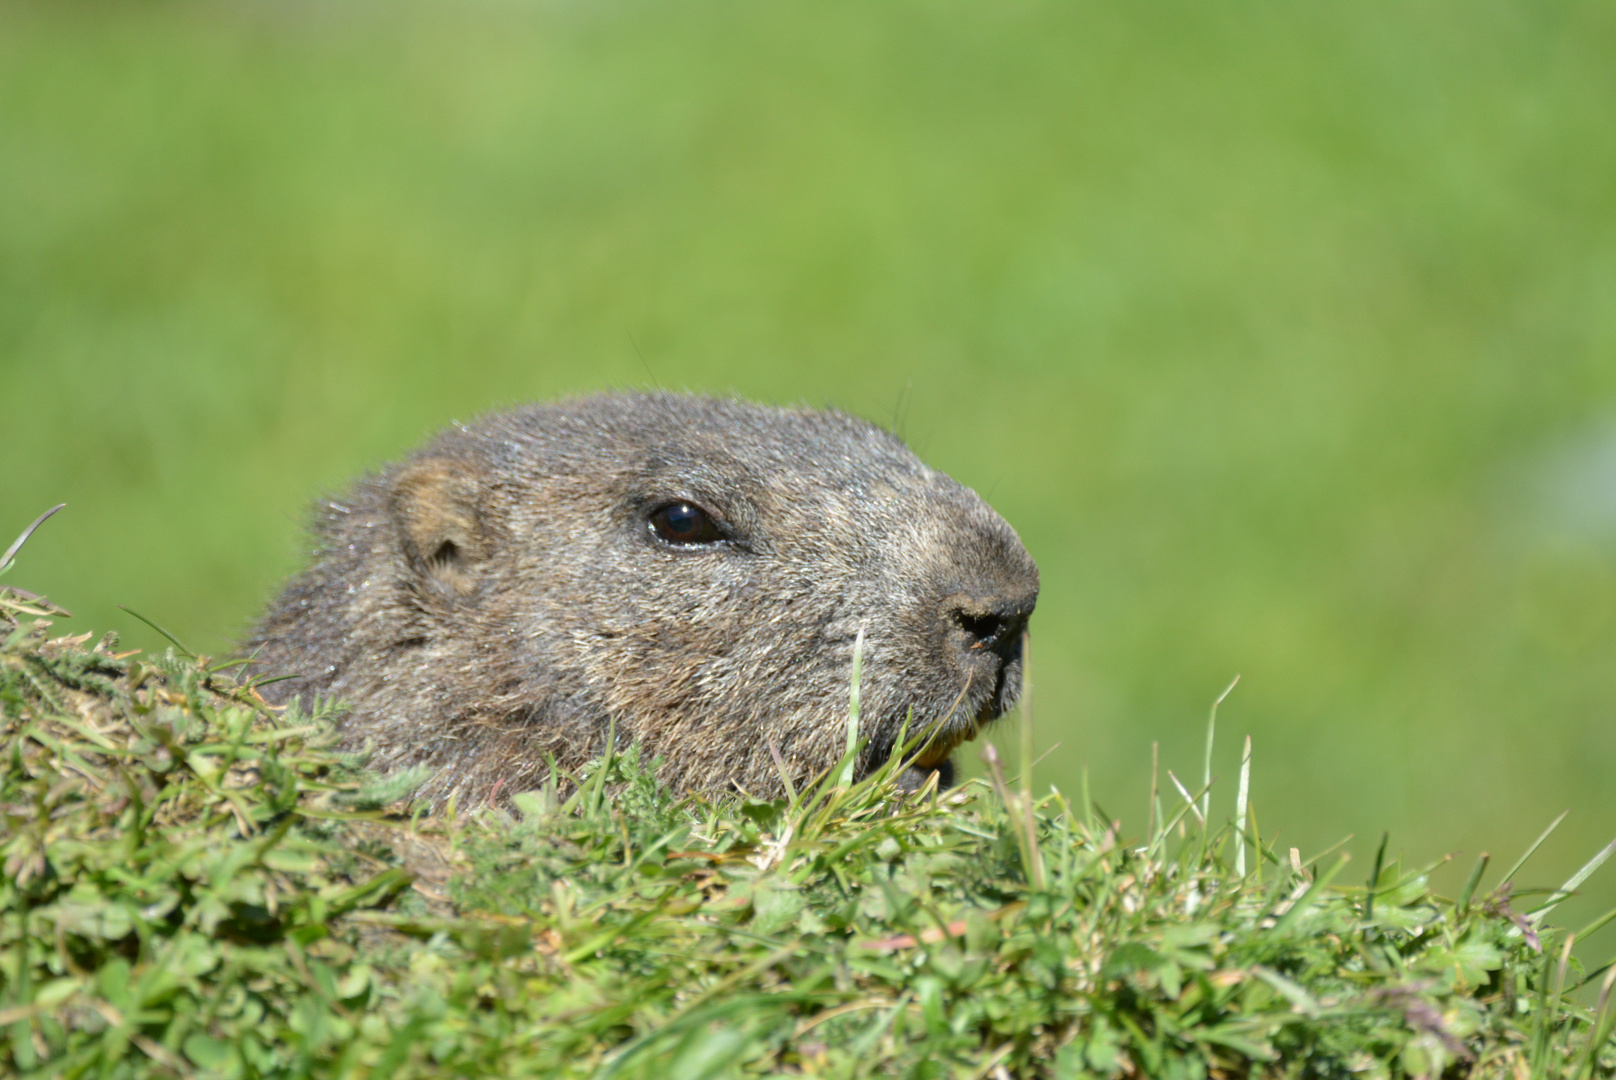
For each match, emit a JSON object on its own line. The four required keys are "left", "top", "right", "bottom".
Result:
{"left": 4, "top": 1, "right": 1614, "bottom": 933}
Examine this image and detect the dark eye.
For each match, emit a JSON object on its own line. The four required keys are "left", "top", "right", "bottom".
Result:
{"left": 649, "top": 501, "right": 724, "bottom": 547}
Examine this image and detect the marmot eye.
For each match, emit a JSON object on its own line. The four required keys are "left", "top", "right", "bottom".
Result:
{"left": 649, "top": 501, "right": 724, "bottom": 546}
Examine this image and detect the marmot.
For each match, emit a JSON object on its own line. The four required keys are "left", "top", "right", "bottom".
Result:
{"left": 244, "top": 393, "right": 1039, "bottom": 805}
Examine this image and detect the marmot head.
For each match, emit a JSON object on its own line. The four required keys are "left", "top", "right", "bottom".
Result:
{"left": 246, "top": 393, "right": 1039, "bottom": 804}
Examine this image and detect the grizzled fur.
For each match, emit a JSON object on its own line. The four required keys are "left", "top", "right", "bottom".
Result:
{"left": 244, "top": 394, "right": 1038, "bottom": 806}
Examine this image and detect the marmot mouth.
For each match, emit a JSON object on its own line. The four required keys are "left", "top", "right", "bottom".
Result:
{"left": 878, "top": 660, "right": 1022, "bottom": 771}
{"left": 906, "top": 696, "right": 1007, "bottom": 769}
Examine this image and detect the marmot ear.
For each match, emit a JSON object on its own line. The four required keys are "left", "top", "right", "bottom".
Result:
{"left": 390, "top": 458, "right": 489, "bottom": 597}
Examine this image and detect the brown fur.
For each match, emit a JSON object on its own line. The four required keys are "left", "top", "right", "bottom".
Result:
{"left": 243, "top": 393, "right": 1038, "bottom": 805}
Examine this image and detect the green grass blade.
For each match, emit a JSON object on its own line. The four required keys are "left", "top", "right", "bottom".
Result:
{"left": 1501, "top": 810, "right": 1571, "bottom": 889}
{"left": 1019, "top": 630, "right": 1034, "bottom": 808}
{"left": 0, "top": 504, "right": 64, "bottom": 574}
{"left": 1234, "top": 735, "right": 1252, "bottom": 877}
{"left": 1532, "top": 834, "right": 1616, "bottom": 923}
{"left": 1148, "top": 741, "right": 1160, "bottom": 844}
{"left": 1364, "top": 831, "right": 1389, "bottom": 923}
{"left": 1271, "top": 852, "right": 1351, "bottom": 937}
{"left": 1457, "top": 853, "right": 1490, "bottom": 916}
{"left": 1201, "top": 675, "right": 1239, "bottom": 824}
{"left": 764, "top": 735, "right": 798, "bottom": 803}
{"left": 840, "top": 626, "right": 865, "bottom": 787}
{"left": 1576, "top": 903, "right": 1616, "bottom": 944}
{"left": 116, "top": 604, "right": 196, "bottom": 659}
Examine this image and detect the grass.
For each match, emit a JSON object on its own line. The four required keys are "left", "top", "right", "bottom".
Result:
{"left": 6, "top": 546, "right": 1616, "bottom": 1077}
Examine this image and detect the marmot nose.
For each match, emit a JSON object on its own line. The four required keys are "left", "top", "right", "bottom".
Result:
{"left": 947, "top": 588, "right": 1037, "bottom": 665}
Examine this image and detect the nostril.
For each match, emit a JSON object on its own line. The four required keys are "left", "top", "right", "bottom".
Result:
{"left": 946, "top": 574, "right": 1036, "bottom": 666}
{"left": 953, "top": 608, "right": 1029, "bottom": 656}
{"left": 956, "top": 610, "right": 1006, "bottom": 650}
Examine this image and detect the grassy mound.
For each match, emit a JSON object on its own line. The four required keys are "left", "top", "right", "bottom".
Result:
{"left": 3, "top": 585, "right": 1616, "bottom": 1077}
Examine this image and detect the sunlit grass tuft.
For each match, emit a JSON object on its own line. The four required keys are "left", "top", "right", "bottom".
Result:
{"left": 3, "top": 519, "right": 1616, "bottom": 1076}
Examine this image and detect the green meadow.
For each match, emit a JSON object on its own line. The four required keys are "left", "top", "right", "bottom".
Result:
{"left": 3, "top": 0, "right": 1614, "bottom": 941}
